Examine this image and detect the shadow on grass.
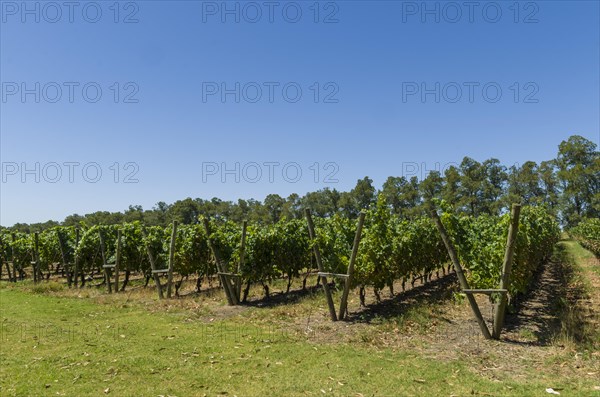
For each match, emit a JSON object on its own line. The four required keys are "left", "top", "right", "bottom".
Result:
{"left": 242, "top": 271, "right": 460, "bottom": 317}
{"left": 344, "top": 273, "right": 458, "bottom": 324}
{"left": 503, "top": 242, "right": 592, "bottom": 347}
{"left": 244, "top": 283, "right": 326, "bottom": 308}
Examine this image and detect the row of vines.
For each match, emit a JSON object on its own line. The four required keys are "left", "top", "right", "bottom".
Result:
{"left": 570, "top": 218, "right": 600, "bottom": 257}
{"left": 0, "top": 200, "right": 560, "bottom": 303}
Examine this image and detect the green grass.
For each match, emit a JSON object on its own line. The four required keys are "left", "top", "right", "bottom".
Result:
{"left": 561, "top": 238, "right": 600, "bottom": 276}
{"left": 554, "top": 239, "right": 600, "bottom": 349}
{"left": 0, "top": 288, "right": 478, "bottom": 397}
{"left": 1, "top": 249, "right": 600, "bottom": 397}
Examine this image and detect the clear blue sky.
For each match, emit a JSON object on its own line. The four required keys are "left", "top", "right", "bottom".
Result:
{"left": 1, "top": 0, "right": 599, "bottom": 226}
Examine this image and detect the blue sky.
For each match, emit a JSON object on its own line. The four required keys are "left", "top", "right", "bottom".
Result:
{"left": 1, "top": 0, "right": 599, "bottom": 226}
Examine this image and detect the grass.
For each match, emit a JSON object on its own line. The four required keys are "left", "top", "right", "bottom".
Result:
{"left": 1, "top": 240, "right": 599, "bottom": 396}
{"left": 554, "top": 239, "right": 600, "bottom": 349}
{"left": 0, "top": 287, "right": 503, "bottom": 397}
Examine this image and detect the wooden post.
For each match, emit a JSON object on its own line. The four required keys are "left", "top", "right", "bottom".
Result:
{"left": 142, "top": 228, "right": 164, "bottom": 299}
{"left": 57, "top": 231, "right": 72, "bottom": 287}
{"left": 236, "top": 221, "right": 248, "bottom": 302}
{"left": 98, "top": 230, "right": 112, "bottom": 294}
{"left": 33, "top": 232, "right": 40, "bottom": 283}
{"left": 166, "top": 221, "right": 177, "bottom": 299}
{"left": 338, "top": 212, "right": 365, "bottom": 320}
{"left": 305, "top": 209, "right": 338, "bottom": 321}
{"left": 114, "top": 229, "right": 122, "bottom": 293}
{"left": 430, "top": 208, "right": 492, "bottom": 340}
{"left": 73, "top": 228, "right": 80, "bottom": 288}
{"left": 202, "top": 217, "right": 237, "bottom": 305}
{"left": 5, "top": 235, "right": 14, "bottom": 282}
{"left": 5, "top": 260, "right": 13, "bottom": 282}
{"left": 11, "top": 233, "right": 22, "bottom": 281}
{"left": 492, "top": 204, "right": 521, "bottom": 339}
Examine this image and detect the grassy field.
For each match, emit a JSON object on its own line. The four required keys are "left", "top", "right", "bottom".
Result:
{"left": 1, "top": 240, "right": 599, "bottom": 396}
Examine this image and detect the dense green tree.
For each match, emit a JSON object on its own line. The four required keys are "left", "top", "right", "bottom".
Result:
{"left": 507, "top": 161, "right": 543, "bottom": 206}
{"left": 167, "top": 198, "right": 201, "bottom": 224}
{"left": 441, "top": 166, "right": 461, "bottom": 209}
{"left": 5, "top": 134, "right": 597, "bottom": 232}
{"left": 419, "top": 171, "right": 443, "bottom": 202}
{"left": 381, "top": 176, "right": 408, "bottom": 213}
{"left": 338, "top": 177, "right": 375, "bottom": 218}
{"left": 556, "top": 135, "right": 599, "bottom": 225}
{"left": 481, "top": 159, "right": 508, "bottom": 215}
{"left": 264, "top": 194, "right": 286, "bottom": 223}
{"left": 538, "top": 160, "right": 560, "bottom": 212}
{"left": 458, "top": 157, "right": 484, "bottom": 215}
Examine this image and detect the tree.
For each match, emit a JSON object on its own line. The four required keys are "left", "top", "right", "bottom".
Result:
{"left": 338, "top": 177, "right": 375, "bottom": 218}
{"left": 397, "top": 176, "right": 422, "bottom": 219}
{"left": 168, "top": 198, "right": 201, "bottom": 224}
{"left": 419, "top": 171, "right": 443, "bottom": 202}
{"left": 538, "top": 160, "right": 560, "bottom": 213}
{"left": 264, "top": 194, "right": 286, "bottom": 223}
{"left": 381, "top": 176, "right": 407, "bottom": 213}
{"left": 507, "top": 161, "right": 542, "bottom": 207}
{"left": 353, "top": 177, "right": 376, "bottom": 210}
{"left": 442, "top": 166, "right": 461, "bottom": 209}
{"left": 124, "top": 205, "right": 144, "bottom": 222}
{"left": 282, "top": 193, "right": 302, "bottom": 219}
{"left": 458, "top": 157, "right": 484, "bottom": 215}
{"left": 301, "top": 188, "right": 340, "bottom": 218}
{"left": 481, "top": 158, "right": 508, "bottom": 215}
{"left": 556, "top": 135, "right": 600, "bottom": 225}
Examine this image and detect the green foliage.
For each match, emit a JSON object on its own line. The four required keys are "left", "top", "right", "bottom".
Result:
{"left": 4, "top": 205, "right": 560, "bottom": 300}
{"left": 571, "top": 218, "right": 600, "bottom": 256}
{"left": 9, "top": 232, "right": 33, "bottom": 273}
{"left": 442, "top": 205, "right": 560, "bottom": 295}
{"left": 174, "top": 224, "right": 211, "bottom": 277}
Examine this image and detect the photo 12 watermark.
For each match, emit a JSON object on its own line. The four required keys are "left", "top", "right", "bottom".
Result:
{"left": 0, "top": 320, "right": 135, "bottom": 344}
{"left": 400, "top": 1, "right": 539, "bottom": 24}
{"left": 1, "top": 82, "right": 140, "bottom": 104}
{"left": 201, "top": 81, "right": 339, "bottom": 104}
{"left": 194, "top": 323, "right": 293, "bottom": 344}
{"left": 200, "top": 1, "right": 339, "bottom": 24}
{"left": 401, "top": 162, "right": 461, "bottom": 180}
{"left": 1, "top": 162, "right": 140, "bottom": 184}
{"left": 202, "top": 162, "right": 339, "bottom": 184}
{"left": 401, "top": 82, "right": 539, "bottom": 104}
{"left": 1, "top": 1, "right": 140, "bottom": 24}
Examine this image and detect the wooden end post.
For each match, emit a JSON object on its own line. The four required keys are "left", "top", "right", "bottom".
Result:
{"left": 142, "top": 228, "right": 164, "bottom": 299}
{"left": 305, "top": 209, "right": 338, "bottom": 321}
{"left": 74, "top": 228, "right": 80, "bottom": 288}
{"left": 492, "top": 204, "right": 521, "bottom": 339}
{"left": 57, "top": 230, "right": 71, "bottom": 287}
{"left": 203, "top": 217, "right": 237, "bottom": 305}
{"left": 33, "top": 232, "right": 40, "bottom": 283}
{"left": 430, "top": 208, "right": 492, "bottom": 340}
{"left": 236, "top": 220, "right": 247, "bottom": 302}
{"left": 98, "top": 230, "right": 112, "bottom": 294}
{"left": 166, "top": 221, "right": 178, "bottom": 299}
{"left": 338, "top": 212, "right": 365, "bottom": 320}
{"left": 114, "top": 229, "right": 122, "bottom": 292}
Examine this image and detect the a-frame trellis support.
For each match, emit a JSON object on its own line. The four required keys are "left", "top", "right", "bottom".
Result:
{"left": 57, "top": 230, "right": 74, "bottom": 287}
{"left": 202, "top": 217, "right": 242, "bottom": 306}
{"left": 142, "top": 221, "right": 178, "bottom": 299}
{"left": 99, "top": 229, "right": 122, "bottom": 294}
{"left": 32, "top": 232, "right": 41, "bottom": 283}
{"left": 430, "top": 203, "right": 521, "bottom": 340}
{"left": 493, "top": 204, "right": 521, "bottom": 338}
{"left": 305, "top": 209, "right": 366, "bottom": 321}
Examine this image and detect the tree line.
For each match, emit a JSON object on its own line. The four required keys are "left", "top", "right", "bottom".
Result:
{"left": 6, "top": 135, "right": 598, "bottom": 232}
